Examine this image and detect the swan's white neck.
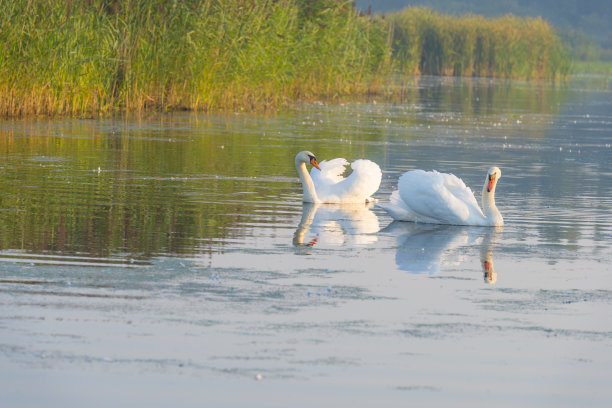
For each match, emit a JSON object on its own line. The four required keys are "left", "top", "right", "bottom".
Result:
{"left": 296, "top": 158, "right": 319, "bottom": 203}
{"left": 481, "top": 182, "right": 503, "bottom": 226}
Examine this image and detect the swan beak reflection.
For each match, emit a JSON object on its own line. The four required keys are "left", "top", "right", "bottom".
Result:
{"left": 309, "top": 156, "right": 321, "bottom": 170}
{"left": 487, "top": 175, "right": 495, "bottom": 192}
{"left": 483, "top": 259, "right": 497, "bottom": 284}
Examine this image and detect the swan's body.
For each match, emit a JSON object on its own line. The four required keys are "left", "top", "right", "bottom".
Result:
{"left": 295, "top": 151, "right": 381, "bottom": 203}
{"left": 378, "top": 167, "right": 503, "bottom": 226}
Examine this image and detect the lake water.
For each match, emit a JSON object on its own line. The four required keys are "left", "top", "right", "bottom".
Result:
{"left": 1, "top": 76, "right": 611, "bottom": 407}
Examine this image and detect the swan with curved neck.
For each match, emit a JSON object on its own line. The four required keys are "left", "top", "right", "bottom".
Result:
{"left": 378, "top": 167, "right": 503, "bottom": 226}
{"left": 480, "top": 167, "right": 503, "bottom": 226}
{"left": 295, "top": 151, "right": 321, "bottom": 203}
{"left": 295, "top": 151, "right": 382, "bottom": 204}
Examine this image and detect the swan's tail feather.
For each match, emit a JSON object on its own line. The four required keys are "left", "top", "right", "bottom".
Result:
{"left": 376, "top": 191, "right": 417, "bottom": 221}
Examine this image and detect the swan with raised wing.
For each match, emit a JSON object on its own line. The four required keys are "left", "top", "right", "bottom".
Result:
{"left": 378, "top": 167, "right": 503, "bottom": 227}
{"left": 295, "top": 151, "right": 382, "bottom": 203}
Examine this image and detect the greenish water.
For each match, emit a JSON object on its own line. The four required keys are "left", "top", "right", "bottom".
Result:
{"left": 0, "top": 76, "right": 593, "bottom": 257}
{"left": 1, "top": 76, "right": 611, "bottom": 407}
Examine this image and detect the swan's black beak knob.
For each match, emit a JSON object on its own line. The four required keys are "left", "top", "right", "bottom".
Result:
{"left": 310, "top": 156, "right": 321, "bottom": 170}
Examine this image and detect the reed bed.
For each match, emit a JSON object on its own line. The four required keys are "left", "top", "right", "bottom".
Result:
{"left": 389, "top": 7, "right": 570, "bottom": 79}
{"left": 0, "top": 1, "right": 569, "bottom": 117}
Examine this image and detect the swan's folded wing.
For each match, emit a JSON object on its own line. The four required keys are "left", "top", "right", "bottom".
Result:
{"left": 398, "top": 170, "right": 472, "bottom": 224}
{"left": 443, "top": 174, "right": 484, "bottom": 220}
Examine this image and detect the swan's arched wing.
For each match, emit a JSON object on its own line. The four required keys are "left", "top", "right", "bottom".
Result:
{"left": 310, "top": 158, "right": 349, "bottom": 185}
{"left": 340, "top": 159, "right": 382, "bottom": 199}
{"left": 311, "top": 158, "right": 381, "bottom": 203}
{"left": 310, "top": 158, "right": 350, "bottom": 202}
{"left": 398, "top": 170, "right": 477, "bottom": 224}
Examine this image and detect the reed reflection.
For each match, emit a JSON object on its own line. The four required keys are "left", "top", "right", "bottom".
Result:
{"left": 293, "top": 203, "right": 379, "bottom": 251}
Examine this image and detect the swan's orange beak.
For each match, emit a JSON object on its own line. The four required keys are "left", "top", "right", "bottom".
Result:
{"left": 310, "top": 157, "right": 321, "bottom": 170}
{"left": 487, "top": 175, "right": 495, "bottom": 192}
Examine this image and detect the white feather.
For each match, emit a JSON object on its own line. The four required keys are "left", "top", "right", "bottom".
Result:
{"left": 296, "top": 151, "right": 382, "bottom": 204}
{"left": 378, "top": 167, "right": 503, "bottom": 227}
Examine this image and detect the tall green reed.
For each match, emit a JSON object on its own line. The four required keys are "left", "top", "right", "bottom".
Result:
{"left": 389, "top": 8, "right": 570, "bottom": 80}
{"left": 0, "top": 0, "right": 393, "bottom": 116}
{"left": 0, "top": 1, "right": 569, "bottom": 117}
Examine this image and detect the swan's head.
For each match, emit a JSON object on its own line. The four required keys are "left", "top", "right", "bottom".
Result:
{"left": 296, "top": 151, "right": 321, "bottom": 170}
{"left": 486, "top": 167, "right": 501, "bottom": 193}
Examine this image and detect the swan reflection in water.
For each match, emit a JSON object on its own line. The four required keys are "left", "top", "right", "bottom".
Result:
{"left": 481, "top": 226, "right": 502, "bottom": 284}
{"left": 293, "top": 202, "right": 380, "bottom": 250}
{"left": 384, "top": 222, "right": 502, "bottom": 283}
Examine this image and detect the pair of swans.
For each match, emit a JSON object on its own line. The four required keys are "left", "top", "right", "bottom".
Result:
{"left": 295, "top": 150, "right": 503, "bottom": 227}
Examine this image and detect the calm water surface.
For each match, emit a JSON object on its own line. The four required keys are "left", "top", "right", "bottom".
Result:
{"left": 1, "top": 76, "right": 612, "bottom": 407}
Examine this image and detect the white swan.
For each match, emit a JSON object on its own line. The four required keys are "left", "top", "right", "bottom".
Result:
{"left": 378, "top": 167, "right": 503, "bottom": 226}
{"left": 295, "top": 151, "right": 382, "bottom": 203}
